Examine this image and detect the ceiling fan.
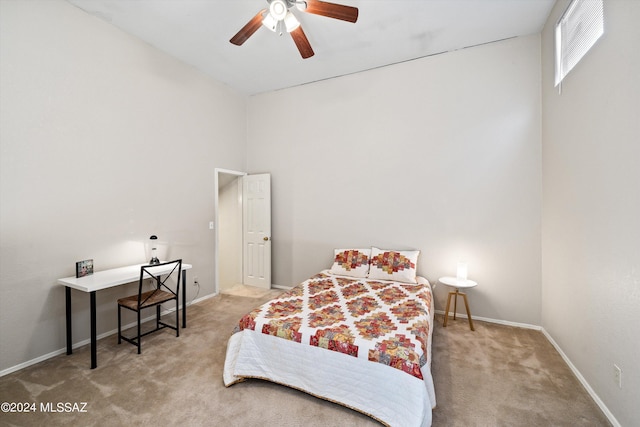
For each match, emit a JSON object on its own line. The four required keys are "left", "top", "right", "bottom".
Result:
{"left": 230, "top": 0, "right": 359, "bottom": 59}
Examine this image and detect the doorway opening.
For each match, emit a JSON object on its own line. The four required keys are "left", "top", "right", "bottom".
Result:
{"left": 214, "top": 168, "right": 245, "bottom": 295}
{"left": 214, "top": 169, "right": 272, "bottom": 295}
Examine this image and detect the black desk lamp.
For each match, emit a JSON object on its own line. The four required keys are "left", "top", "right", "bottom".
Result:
{"left": 149, "top": 235, "right": 160, "bottom": 265}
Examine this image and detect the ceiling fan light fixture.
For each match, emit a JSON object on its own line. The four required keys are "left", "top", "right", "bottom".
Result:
{"left": 262, "top": 12, "right": 278, "bottom": 32}
{"left": 284, "top": 12, "right": 301, "bottom": 32}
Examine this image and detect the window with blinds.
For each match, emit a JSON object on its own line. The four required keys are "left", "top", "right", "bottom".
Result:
{"left": 555, "top": 0, "right": 604, "bottom": 87}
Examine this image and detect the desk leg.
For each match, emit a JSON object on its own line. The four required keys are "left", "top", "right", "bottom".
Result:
{"left": 90, "top": 291, "right": 97, "bottom": 369}
{"left": 182, "top": 270, "right": 187, "bottom": 328}
{"left": 66, "top": 286, "right": 72, "bottom": 355}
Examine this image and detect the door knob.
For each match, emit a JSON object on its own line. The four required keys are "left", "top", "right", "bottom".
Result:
{"left": 263, "top": 236, "right": 270, "bottom": 241}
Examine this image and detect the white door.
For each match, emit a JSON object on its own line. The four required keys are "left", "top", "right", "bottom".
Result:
{"left": 243, "top": 174, "right": 271, "bottom": 288}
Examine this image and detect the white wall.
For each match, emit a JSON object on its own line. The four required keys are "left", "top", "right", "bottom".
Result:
{"left": 247, "top": 35, "right": 542, "bottom": 325}
{"left": 541, "top": 1, "right": 640, "bottom": 425}
{"left": 0, "top": 0, "right": 247, "bottom": 372}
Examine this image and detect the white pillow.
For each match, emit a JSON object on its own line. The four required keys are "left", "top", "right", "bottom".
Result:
{"left": 329, "top": 248, "right": 371, "bottom": 278}
{"left": 367, "top": 247, "right": 419, "bottom": 283}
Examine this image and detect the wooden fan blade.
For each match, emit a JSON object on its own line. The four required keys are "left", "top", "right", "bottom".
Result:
{"left": 230, "top": 9, "right": 266, "bottom": 46}
{"left": 303, "top": 0, "right": 358, "bottom": 23}
{"left": 290, "top": 26, "right": 314, "bottom": 59}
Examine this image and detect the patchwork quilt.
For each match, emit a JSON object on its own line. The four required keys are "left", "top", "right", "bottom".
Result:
{"left": 233, "top": 271, "right": 433, "bottom": 381}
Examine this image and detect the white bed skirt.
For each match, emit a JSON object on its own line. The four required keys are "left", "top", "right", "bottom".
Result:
{"left": 223, "top": 327, "right": 436, "bottom": 427}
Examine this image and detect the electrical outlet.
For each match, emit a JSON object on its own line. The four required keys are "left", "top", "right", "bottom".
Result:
{"left": 614, "top": 364, "right": 622, "bottom": 389}
{"left": 193, "top": 276, "right": 199, "bottom": 286}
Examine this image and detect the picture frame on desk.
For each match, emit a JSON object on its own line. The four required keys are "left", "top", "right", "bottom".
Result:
{"left": 76, "top": 259, "right": 94, "bottom": 278}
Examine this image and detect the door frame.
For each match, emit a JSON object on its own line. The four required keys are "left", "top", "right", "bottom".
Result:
{"left": 214, "top": 168, "right": 246, "bottom": 294}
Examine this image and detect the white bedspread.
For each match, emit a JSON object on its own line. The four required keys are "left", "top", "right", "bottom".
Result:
{"left": 223, "top": 272, "right": 436, "bottom": 427}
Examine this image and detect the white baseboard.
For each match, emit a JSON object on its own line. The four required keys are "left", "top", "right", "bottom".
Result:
{"left": 1, "top": 347, "right": 67, "bottom": 377}
{"left": 541, "top": 329, "right": 621, "bottom": 427}
{"left": 0, "top": 296, "right": 214, "bottom": 378}
{"left": 435, "top": 310, "right": 620, "bottom": 427}
{"left": 434, "top": 309, "right": 542, "bottom": 330}
{"left": 190, "top": 292, "right": 217, "bottom": 305}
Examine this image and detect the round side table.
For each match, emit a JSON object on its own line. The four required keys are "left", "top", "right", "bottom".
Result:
{"left": 439, "top": 276, "right": 478, "bottom": 331}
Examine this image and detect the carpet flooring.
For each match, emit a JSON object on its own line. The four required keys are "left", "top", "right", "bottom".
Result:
{"left": 0, "top": 289, "right": 610, "bottom": 426}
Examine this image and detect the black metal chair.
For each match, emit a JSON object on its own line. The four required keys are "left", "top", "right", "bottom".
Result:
{"left": 117, "top": 259, "right": 182, "bottom": 354}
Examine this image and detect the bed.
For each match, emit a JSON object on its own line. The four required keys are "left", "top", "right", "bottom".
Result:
{"left": 223, "top": 247, "right": 436, "bottom": 427}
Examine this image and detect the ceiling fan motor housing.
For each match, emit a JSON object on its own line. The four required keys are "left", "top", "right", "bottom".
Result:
{"left": 269, "top": 0, "right": 288, "bottom": 20}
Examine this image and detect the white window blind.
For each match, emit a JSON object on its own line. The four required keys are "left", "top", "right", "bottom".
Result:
{"left": 555, "top": 0, "right": 604, "bottom": 87}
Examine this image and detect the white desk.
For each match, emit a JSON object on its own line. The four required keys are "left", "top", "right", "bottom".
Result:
{"left": 58, "top": 262, "right": 192, "bottom": 369}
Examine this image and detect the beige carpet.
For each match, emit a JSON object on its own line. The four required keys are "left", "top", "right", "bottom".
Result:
{"left": 0, "top": 291, "right": 610, "bottom": 427}
{"left": 220, "top": 283, "right": 278, "bottom": 299}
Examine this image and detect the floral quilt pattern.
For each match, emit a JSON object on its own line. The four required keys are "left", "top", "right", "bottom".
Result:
{"left": 370, "top": 251, "right": 416, "bottom": 274}
{"left": 334, "top": 249, "right": 370, "bottom": 271}
{"left": 234, "top": 271, "right": 433, "bottom": 380}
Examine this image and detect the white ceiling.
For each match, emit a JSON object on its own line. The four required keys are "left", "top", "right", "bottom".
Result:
{"left": 67, "top": 0, "right": 556, "bottom": 95}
